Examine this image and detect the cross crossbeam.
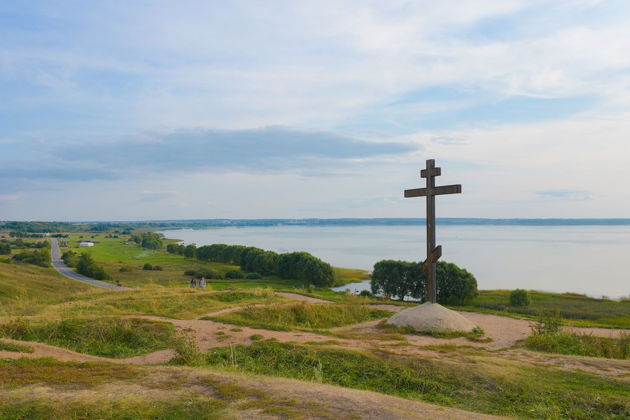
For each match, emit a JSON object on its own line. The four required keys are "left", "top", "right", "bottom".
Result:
{"left": 404, "top": 159, "right": 462, "bottom": 303}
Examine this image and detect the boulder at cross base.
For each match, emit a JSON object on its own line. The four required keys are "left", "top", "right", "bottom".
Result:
{"left": 386, "top": 302, "right": 476, "bottom": 333}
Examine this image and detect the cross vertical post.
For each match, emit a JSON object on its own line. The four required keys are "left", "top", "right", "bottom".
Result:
{"left": 425, "top": 159, "right": 437, "bottom": 303}
{"left": 404, "top": 159, "right": 461, "bottom": 303}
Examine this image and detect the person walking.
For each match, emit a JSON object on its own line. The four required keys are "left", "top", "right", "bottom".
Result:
{"left": 190, "top": 277, "right": 197, "bottom": 288}
{"left": 199, "top": 276, "right": 206, "bottom": 289}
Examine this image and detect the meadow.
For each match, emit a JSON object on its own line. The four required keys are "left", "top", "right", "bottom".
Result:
{"left": 0, "top": 230, "right": 629, "bottom": 419}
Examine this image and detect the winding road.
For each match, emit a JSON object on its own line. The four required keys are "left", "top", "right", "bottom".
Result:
{"left": 50, "top": 238, "right": 128, "bottom": 290}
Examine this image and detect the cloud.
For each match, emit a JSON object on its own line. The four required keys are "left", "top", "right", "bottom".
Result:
{"left": 56, "top": 127, "right": 417, "bottom": 174}
{"left": 535, "top": 190, "right": 592, "bottom": 201}
{"left": 431, "top": 136, "right": 467, "bottom": 145}
{"left": 137, "top": 190, "right": 179, "bottom": 202}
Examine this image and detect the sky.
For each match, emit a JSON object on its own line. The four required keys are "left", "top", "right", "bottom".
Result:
{"left": 1, "top": 0, "right": 630, "bottom": 221}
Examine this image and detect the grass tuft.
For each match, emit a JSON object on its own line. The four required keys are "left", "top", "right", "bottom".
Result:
{"left": 209, "top": 303, "right": 392, "bottom": 331}
{"left": 0, "top": 317, "right": 175, "bottom": 358}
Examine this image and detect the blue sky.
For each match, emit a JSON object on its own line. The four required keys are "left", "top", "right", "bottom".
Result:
{"left": 1, "top": 0, "right": 630, "bottom": 220}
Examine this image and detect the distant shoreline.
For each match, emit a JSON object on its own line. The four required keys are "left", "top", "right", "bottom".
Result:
{"left": 4, "top": 218, "right": 630, "bottom": 228}
{"left": 116, "top": 217, "right": 630, "bottom": 228}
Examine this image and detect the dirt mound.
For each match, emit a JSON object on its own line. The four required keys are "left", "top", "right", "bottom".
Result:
{"left": 387, "top": 302, "right": 476, "bottom": 332}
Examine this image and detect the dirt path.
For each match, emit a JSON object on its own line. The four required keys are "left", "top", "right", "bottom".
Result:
{"left": 275, "top": 291, "right": 330, "bottom": 302}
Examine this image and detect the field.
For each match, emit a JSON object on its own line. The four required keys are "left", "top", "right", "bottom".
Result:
{"left": 0, "top": 231, "right": 629, "bottom": 419}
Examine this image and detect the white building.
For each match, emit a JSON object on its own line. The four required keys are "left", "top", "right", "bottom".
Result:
{"left": 79, "top": 241, "right": 95, "bottom": 247}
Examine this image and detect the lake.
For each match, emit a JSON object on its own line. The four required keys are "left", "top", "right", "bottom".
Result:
{"left": 159, "top": 225, "right": 630, "bottom": 298}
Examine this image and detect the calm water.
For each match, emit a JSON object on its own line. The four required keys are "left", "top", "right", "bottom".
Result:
{"left": 160, "top": 225, "right": 630, "bottom": 298}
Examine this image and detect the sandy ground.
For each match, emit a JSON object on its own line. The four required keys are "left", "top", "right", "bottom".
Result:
{"left": 274, "top": 292, "right": 330, "bottom": 302}
{"left": 1, "top": 366, "right": 507, "bottom": 420}
{"left": 2, "top": 294, "right": 628, "bottom": 377}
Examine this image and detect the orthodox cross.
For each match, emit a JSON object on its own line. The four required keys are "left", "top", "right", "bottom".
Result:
{"left": 404, "top": 159, "right": 461, "bottom": 303}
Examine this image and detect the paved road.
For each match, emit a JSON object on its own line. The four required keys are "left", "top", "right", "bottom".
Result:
{"left": 50, "top": 238, "right": 128, "bottom": 290}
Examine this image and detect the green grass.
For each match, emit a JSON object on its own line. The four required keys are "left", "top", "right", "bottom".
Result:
{"left": 525, "top": 331, "right": 630, "bottom": 359}
{"left": 0, "top": 317, "right": 176, "bottom": 358}
{"left": 0, "top": 340, "right": 33, "bottom": 353}
{"left": 0, "top": 357, "right": 141, "bottom": 388}
{"left": 62, "top": 289, "right": 283, "bottom": 319}
{"left": 207, "top": 303, "right": 393, "bottom": 331}
{"left": 0, "top": 399, "right": 229, "bottom": 420}
{"left": 205, "top": 339, "right": 630, "bottom": 419}
{"left": 468, "top": 290, "right": 630, "bottom": 328}
{"left": 0, "top": 261, "right": 95, "bottom": 316}
{"left": 378, "top": 321, "right": 492, "bottom": 343}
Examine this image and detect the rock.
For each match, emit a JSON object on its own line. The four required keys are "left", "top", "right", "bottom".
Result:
{"left": 386, "top": 302, "right": 476, "bottom": 333}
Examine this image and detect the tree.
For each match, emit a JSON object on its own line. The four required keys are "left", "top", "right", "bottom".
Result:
{"left": 140, "top": 232, "right": 162, "bottom": 250}
{"left": 370, "top": 259, "right": 477, "bottom": 305}
{"left": 62, "top": 250, "right": 78, "bottom": 267}
{"left": 184, "top": 244, "right": 197, "bottom": 258}
{"left": 435, "top": 261, "right": 478, "bottom": 305}
{"left": 509, "top": 289, "right": 531, "bottom": 307}
{"left": 371, "top": 260, "right": 424, "bottom": 301}
{"left": 76, "top": 253, "right": 111, "bottom": 280}
{"left": 11, "top": 249, "right": 50, "bottom": 267}
{"left": 0, "top": 243, "right": 10, "bottom": 255}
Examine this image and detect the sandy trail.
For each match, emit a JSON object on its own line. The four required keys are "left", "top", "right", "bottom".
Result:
{"left": 3, "top": 298, "right": 628, "bottom": 377}
{"left": 274, "top": 292, "right": 330, "bottom": 302}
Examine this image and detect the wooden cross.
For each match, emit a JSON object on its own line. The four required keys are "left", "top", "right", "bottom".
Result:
{"left": 404, "top": 159, "right": 461, "bottom": 303}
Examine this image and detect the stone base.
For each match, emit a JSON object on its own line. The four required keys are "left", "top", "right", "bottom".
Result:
{"left": 386, "top": 302, "right": 476, "bottom": 333}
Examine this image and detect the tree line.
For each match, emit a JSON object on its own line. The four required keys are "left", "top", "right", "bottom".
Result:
{"left": 371, "top": 260, "right": 478, "bottom": 305}
{"left": 166, "top": 243, "right": 336, "bottom": 287}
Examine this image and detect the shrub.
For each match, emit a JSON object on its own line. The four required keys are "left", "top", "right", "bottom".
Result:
{"left": 132, "top": 232, "right": 163, "bottom": 250}
{"left": 371, "top": 260, "right": 423, "bottom": 301}
{"left": 11, "top": 249, "right": 51, "bottom": 267}
{"left": 152, "top": 265, "right": 163, "bottom": 271}
{"left": 62, "top": 250, "right": 78, "bottom": 267}
{"left": 509, "top": 289, "right": 531, "bottom": 307}
{"left": 277, "top": 252, "right": 336, "bottom": 287}
{"left": 0, "top": 243, "right": 10, "bottom": 255}
{"left": 143, "top": 263, "right": 153, "bottom": 270}
{"left": 119, "top": 266, "right": 133, "bottom": 272}
{"left": 359, "top": 290, "right": 372, "bottom": 297}
{"left": 184, "top": 244, "right": 197, "bottom": 258}
{"left": 225, "top": 270, "right": 244, "bottom": 279}
{"left": 245, "top": 272, "right": 262, "bottom": 279}
{"left": 371, "top": 259, "right": 477, "bottom": 305}
{"left": 76, "top": 253, "right": 111, "bottom": 280}
{"left": 532, "top": 311, "right": 563, "bottom": 335}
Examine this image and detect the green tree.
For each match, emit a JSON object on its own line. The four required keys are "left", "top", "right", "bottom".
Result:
{"left": 370, "top": 260, "right": 477, "bottom": 305}
{"left": 371, "top": 260, "right": 424, "bottom": 301}
{"left": 0, "top": 243, "right": 10, "bottom": 255}
{"left": 509, "top": 289, "right": 531, "bottom": 307}
{"left": 76, "top": 253, "right": 111, "bottom": 280}
{"left": 184, "top": 244, "right": 197, "bottom": 258}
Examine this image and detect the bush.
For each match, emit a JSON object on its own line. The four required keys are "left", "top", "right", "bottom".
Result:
{"left": 183, "top": 269, "right": 220, "bottom": 279}
{"left": 62, "top": 250, "right": 78, "bottom": 267}
{"left": 132, "top": 232, "right": 163, "bottom": 250}
{"left": 11, "top": 249, "right": 51, "bottom": 267}
{"left": 0, "top": 243, "right": 10, "bottom": 255}
{"left": 371, "top": 260, "right": 477, "bottom": 305}
{"left": 245, "top": 272, "right": 262, "bottom": 279}
{"left": 184, "top": 244, "right": 197, "bottom": 258}
{"left": 76, "top": 253, "right": 111, "bottom": 280}
{"left": 143, "top": 263, "right": 153, "bottom": 270}
{"left": 359, "top": 290, "right": 372, "bottom": 297}
{"left": 509, "top": 289, "right": 531, "bottom": 307}
{"left": 225, "top": 270, "right": 244, "bottom": 279}
{"left": 277, "top": 252, "right": 336, "bottom": 287}
{"left": 119, "top": 266, "right": 133, "bottom": 272}
{"left": 152, "top": 265, "right": 163, "bottom": 271}
{"left": 371, "top": 260, "right": 423, "bottom": 301}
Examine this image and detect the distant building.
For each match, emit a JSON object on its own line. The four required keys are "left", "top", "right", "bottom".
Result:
{"left": 79, "top": 241, "right": 95, "bottom": 247}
